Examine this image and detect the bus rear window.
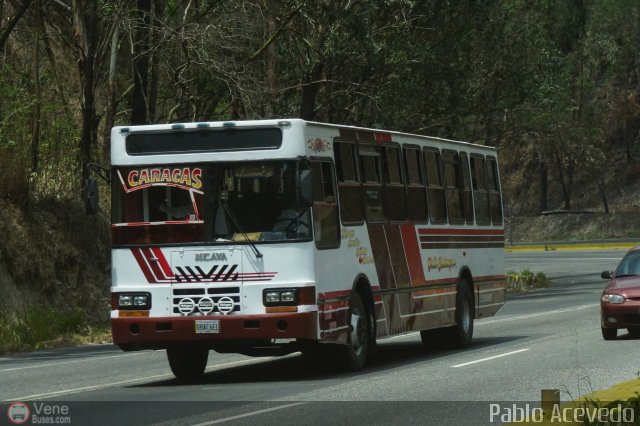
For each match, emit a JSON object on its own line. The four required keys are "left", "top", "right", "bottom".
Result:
{"left": 126, "top": 127, "right": 282, "bottom": 155}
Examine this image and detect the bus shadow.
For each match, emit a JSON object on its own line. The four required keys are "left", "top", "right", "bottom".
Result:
{"left": 130, "top": 335, "right": 528, "bottom": 387}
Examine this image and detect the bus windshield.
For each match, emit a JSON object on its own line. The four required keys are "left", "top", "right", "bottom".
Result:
{"left": 111, "top": 160, "right": 311, "bottom": 246}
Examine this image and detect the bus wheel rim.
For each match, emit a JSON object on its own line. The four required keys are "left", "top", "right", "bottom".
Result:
{"left": 350, "top": 311, "right": 365, "bottom": 355}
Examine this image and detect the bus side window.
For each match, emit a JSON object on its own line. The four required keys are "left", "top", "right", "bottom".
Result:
{"left": 459, "top": 152, "right": 474, "bottom": 224}
{"left": 311, "top": 161, "right": 340, "bottom": 249}
{"left": 470, "top": 156, "right": 490, "bottom": 225}
{"left": 424, "top": 149, "right": 447, "bottom": 224}
{"left": 404, "top": 146, "right": 427, "bottom": 222}
{"left": 486, "top": 157, "right": 503, "bottom": 225}
{"left": 442, "top": 151, "right": 464, "bottom": 224}
{"left": 359, "top": 144, "right": 385, "bottom": 223}
{"left": 334, "top": 140, "right": 364, "bottom": 224}
{"left": 382, "top": 145, "right": 406, "bottom": 222}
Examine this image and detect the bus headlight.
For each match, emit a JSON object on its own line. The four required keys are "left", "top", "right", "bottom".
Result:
{"left": 280, "top": 291, "right": 296, "bottom": 303}
{"left": 117, "top": 293, "right": 152, "bottom": 310}
{"left": 119, "top": 295, "right": 134, "bottom": 307}
{"left": 263, "top": 289, "right": 297, "bottom": 306}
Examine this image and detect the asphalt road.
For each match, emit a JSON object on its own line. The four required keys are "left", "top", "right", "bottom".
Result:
{"left": 1, "top": 249, "right": 637, "bottom": 426}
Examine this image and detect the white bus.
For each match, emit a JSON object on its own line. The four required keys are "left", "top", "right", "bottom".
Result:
{"left": 100, "top": 119, "right": 505, "bottom": 380}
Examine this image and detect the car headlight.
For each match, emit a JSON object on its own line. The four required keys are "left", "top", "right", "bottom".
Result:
{"left": 601, "top": 294, "right": 625, "bottom": 304}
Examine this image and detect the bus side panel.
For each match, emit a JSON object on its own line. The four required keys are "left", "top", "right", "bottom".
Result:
{"left": 314, "top": 225, "right": 384, "bottom": 344}
{"left": 367, "top": 223, "right": 457, "bottom": 336}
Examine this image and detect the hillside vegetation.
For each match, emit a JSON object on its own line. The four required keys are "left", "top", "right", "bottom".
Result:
{"left": 1, "top": 1, "right": 640, "bottom": 346}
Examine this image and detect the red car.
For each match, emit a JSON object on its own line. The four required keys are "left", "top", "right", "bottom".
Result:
{"left": 600, "top": 248, "right": 640, "bottom": 340}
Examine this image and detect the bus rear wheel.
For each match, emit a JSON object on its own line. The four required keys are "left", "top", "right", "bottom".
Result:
{"left": 338, "top": 292, "right": 370, "bottom": 371}
{"left": 443, "top": 281, "right": 474, "bottom": 349}
{"left": 167, "top": 347, "right": 209, "bottom": 381}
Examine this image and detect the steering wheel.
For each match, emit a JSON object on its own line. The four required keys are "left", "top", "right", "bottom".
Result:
{"left": 273, "top": 210, "right": 310, "bottom": 232}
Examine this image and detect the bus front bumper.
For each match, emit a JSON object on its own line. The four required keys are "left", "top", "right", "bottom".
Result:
{"left": 111, "top": 312, "right": 317, "bottom": 350}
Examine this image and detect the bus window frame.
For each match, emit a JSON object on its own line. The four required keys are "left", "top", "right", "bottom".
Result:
{"left": 423, "top": 147, "right": 447, "bottom": 224}
{"left": 359, "top": 142, "right": 386, "bottom": 224}
{"left": 459, "top": 151, "right": 475, "bottom": 224}
{"left": 381, "top": 142, "right": 407, "bottom": 223}
{"left": 403, "top": 144, "right": 428, "bottom": 223}
{"left": 309, "top": 157, "right": 341, "bottom": 250}
{"left": 334, "top": 138, "right": 365, "bottom": 226}
{"left": 470, "top": 154, "right": 491, "bottom": 226}
{"left": 486, "top": 155, "right": 503, "bottom": 226}
{"left": 442, "top": 149, "right": 465, "bottom": 225}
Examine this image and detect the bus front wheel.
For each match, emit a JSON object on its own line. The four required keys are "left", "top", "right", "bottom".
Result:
{"left": 338, "top": 292, "right": 370, "bottom": 371}
{"left": 167, "top": 347, "right": 209, "bottom": 381}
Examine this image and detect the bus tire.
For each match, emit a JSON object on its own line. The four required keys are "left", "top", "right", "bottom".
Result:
{"left": 167, "top": 347, "right": 209, "bottom": 381}
{"left": 338, "top": 292, "right": 370, "bottom": 371}
{"left": 444, "top": 280, "right": 474, "bottom": 349}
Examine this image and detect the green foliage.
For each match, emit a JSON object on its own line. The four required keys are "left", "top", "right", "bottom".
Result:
{"left": 0, "top": 306, "right": 86, "bottom": 353}
{"left": 507, "top": 268, "right": 550, "bottom": 289}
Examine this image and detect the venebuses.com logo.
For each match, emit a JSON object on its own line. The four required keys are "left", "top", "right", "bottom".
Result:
{"left": 6, "top": 402, "right": 30, "bottom": 424}
{"left": 6, "top": 401, "right": 71, "bottom": 424}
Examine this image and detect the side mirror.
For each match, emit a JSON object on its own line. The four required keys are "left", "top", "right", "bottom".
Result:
{"left": 84, "top": 178, "right": 98, "bottom": 215}
{"left": 601, "top": 270, "right": 613, "bottom": 280}
{"left": 298, "top": 169, "right": 313, "bottom": 208}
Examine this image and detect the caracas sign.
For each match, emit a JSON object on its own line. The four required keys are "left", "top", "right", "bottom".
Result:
{"left": 121, "top": 167, "right": 203, "bottom": 192}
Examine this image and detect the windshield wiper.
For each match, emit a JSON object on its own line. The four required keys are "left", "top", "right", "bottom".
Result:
{"left": 220, "top": 199, "right": 263, "bottom": 259}
{"left": 614, "top": 274, "right": 638, "bottom": 278}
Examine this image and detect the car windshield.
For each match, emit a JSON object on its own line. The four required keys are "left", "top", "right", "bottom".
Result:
{"left": 615, "top": 250, "right": 640, "bottom": 277}
{"left": 111, "top": 160, "right": 311, "bottom": 246}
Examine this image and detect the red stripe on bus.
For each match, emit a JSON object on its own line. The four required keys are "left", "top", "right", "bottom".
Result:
{"left": 319, "top": 289, "right": 352, "bottom": 299}
{"left": 400, "top": 224, "right": 427, "bottom": 286}
{"left": 151, "top": 247, "right": 173, "bottom": 278}
{"left": 131, "top": 248, "right": 156, "bottom": 283}
{"left": 141, "top": 247, "right": 170, "bottom": 281}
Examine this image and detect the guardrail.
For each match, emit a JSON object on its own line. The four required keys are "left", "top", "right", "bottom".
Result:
{"left": 506, "top": 239, "right": 640, "bottom": 252}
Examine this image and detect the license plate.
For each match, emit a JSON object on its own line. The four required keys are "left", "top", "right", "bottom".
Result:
{"left": 195, "top": 320, "right": 220, "bottom": 334}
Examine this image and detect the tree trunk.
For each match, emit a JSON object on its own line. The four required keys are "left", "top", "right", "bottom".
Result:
{"left": 299, "top": 63, "right": 323, "bottom": 120}
{"left": 130, "top": 0, "right": 152, "bottom": 124}
{"left": 148, "top": 0, "right": 165, "bottom": 123}
{"left": 104, "top": 20, "right": 120, "bottom": 163}
{"left": 598, "top": 177, "right": 609, "bottom": 214}
{"left": 264, "top": 1, "right": 277, "bottom": 118}
{"left": 31, "top": 1, "right": 41, "bottom": 174}
{"left": 0, "top": 0, "right": 35, "bottom": 51}
{"left": 556, "top": 154, "right": 571, "bottom": 210}
{"left": 73, "top": 0, "right": 98, "bottom": 186}
{"left": 538, "top": 161, "right": 547, "bottom": 214}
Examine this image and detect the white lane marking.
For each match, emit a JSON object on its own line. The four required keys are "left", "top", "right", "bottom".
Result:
{"left": 383, "top": 304, "right": 598, "bottom": 342}
{"left": 507, "top": 258, "right": 621, "bottom": 261}
{"left": 478, "top": 304, "right": 598, "bottom": 325}
{"left": 5, "top": 357, "right": 281, "bottom": 401}
{"left": 451, "top": 349, "right": 529, "bottom": 368}
{"left": 0, "top": 352, "right": 147, "bottom": 373}
{"left": 191, "top": 402, "right": 306, "bottom": 426}
{"left": 6, "top": 372, "right": 175, "bottom": 401}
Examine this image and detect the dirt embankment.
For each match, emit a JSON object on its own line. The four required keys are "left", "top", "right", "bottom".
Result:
{"left": 506, "top": 213, "right": 640, "bottom": 243}
{"left": 0, "top": 198, "right": 110, "bottom": 319}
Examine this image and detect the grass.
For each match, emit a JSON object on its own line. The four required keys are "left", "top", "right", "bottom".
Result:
{"left": 0, "top": 306, "right": 111, "bottom": 354}
{"left": 506, "top": 268, "right": 551, "bottom": 292}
